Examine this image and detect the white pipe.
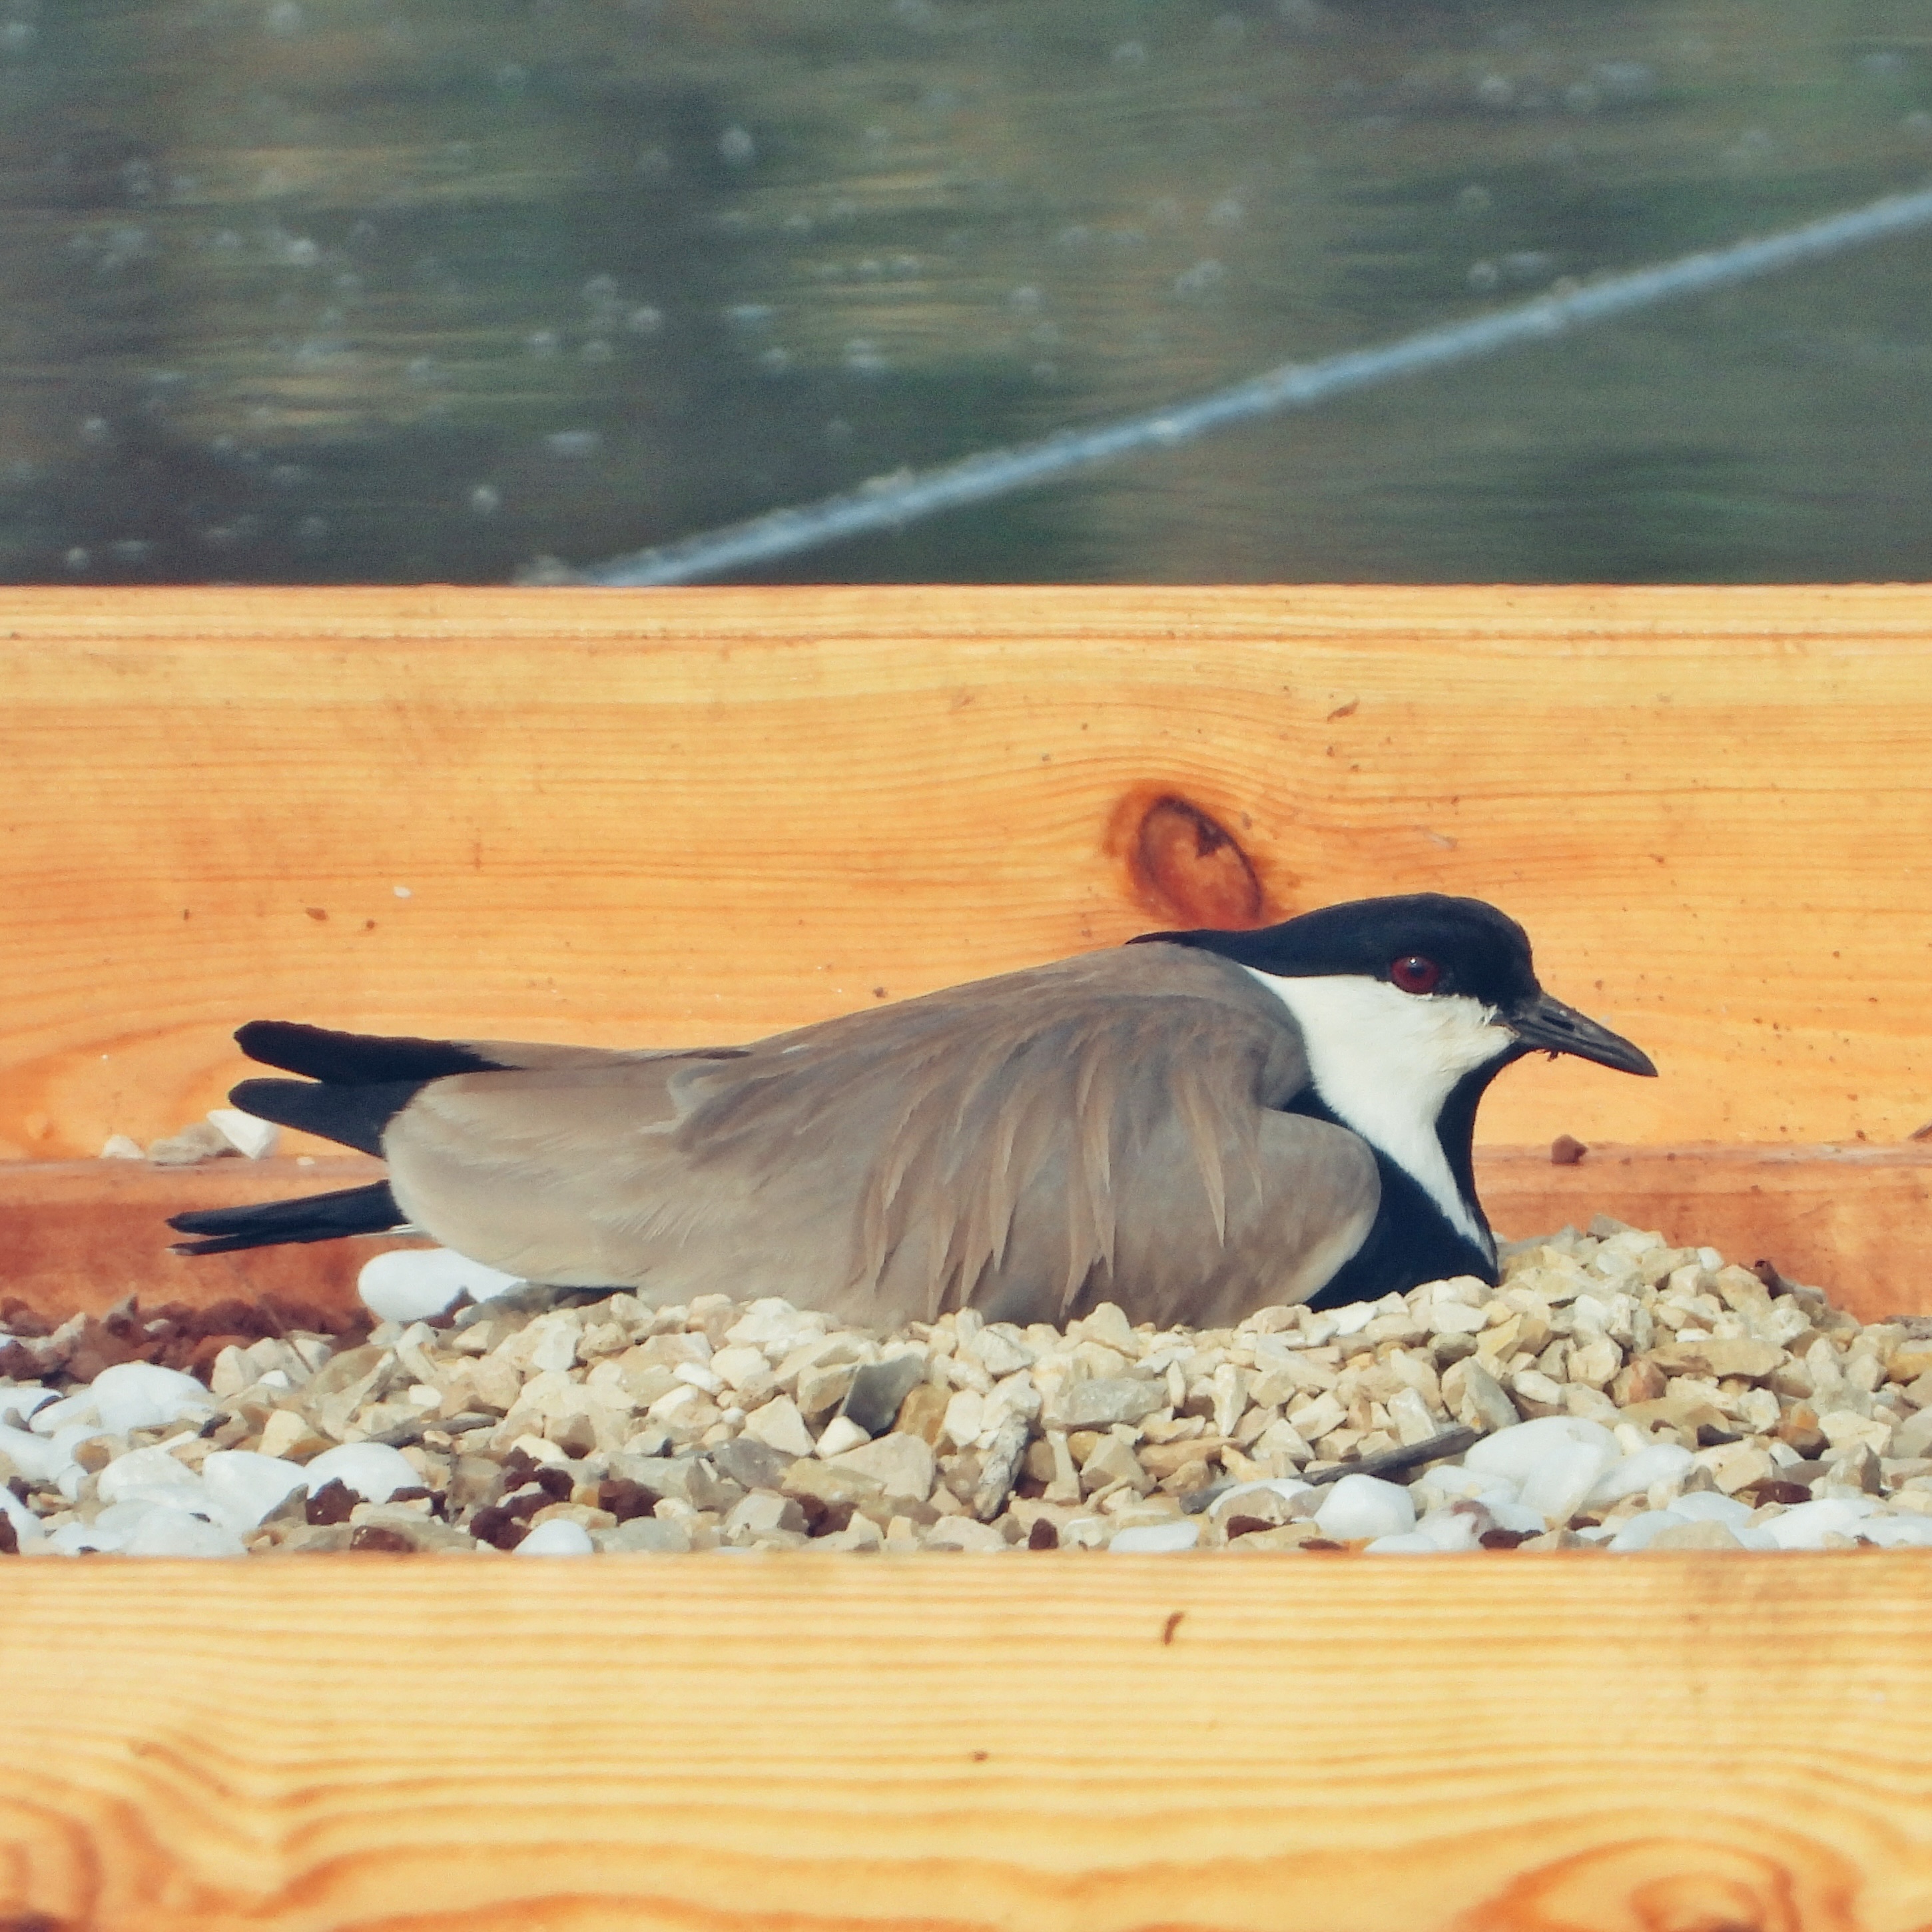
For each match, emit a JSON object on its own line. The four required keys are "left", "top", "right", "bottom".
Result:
{"left": 561, "top": 181, "right": 1932, "bottom": 588}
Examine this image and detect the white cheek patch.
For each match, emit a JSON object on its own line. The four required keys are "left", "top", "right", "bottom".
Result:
{"left": 1243, "top": 970, "right": 1514, "bottom": 1253}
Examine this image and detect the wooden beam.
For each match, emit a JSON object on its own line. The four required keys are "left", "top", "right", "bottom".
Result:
{"left": 4, "top": 1556, "right": 1931, "bottom": 1932}
{"left": 8, "top": 588, "right": 1932, "bottom": 1932}
{"left": 1482, "top": 1142, "right": 1932, "bottom": 1327}
{"left": 8, "top": 1144, "right": 1932, "bottom": 1328}
{"left": 5, "top": 586, "right": 1932, "bottom": 1158}
{"left": 0, "top": 1156, "right": 396, "bottom": 1327}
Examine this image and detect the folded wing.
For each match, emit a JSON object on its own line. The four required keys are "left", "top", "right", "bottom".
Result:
{"left": 380, "top": 945, "right": 1380, "bottom": 1326}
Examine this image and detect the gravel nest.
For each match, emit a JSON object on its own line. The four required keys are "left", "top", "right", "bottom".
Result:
{"left": 5, "top": 1217, "right": 1932, "bottom": 1557}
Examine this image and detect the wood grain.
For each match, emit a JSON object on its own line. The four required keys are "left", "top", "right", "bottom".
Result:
{"left": 9, "top": 1145, "right": 1932, "bottom": 1327}
{"left": 0, "top": 1157, "right": 399, "bottom": 1325}
{"left": 3, "top": 1556, "right": 1931, "bottom": 1932}
{"left": 5, "top": 585, "right": 1932, "bottom": 1160}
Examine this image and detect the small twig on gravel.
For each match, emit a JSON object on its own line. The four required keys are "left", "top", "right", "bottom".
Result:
{"left": 1303, "top": 1425, "right": 1480, "bottom": 1486}
{"left": 1185, "top": 1425, "right": 1478, "bottom": 1514}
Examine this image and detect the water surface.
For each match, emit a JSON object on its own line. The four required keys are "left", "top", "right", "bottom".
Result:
{"left": 2, "top": 0, "right": 1927, "bottom": 581}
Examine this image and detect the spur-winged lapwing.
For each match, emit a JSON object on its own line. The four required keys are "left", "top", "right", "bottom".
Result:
{"left": 168, "top": 894, "right": 1654, "bottom": 1326}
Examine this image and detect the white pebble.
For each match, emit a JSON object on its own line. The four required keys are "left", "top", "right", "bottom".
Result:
{"left": 27, "top": 1391, "right": 97, "bottom": 1436}
{"left": 207, "top": 1108, "right": 280, "bottom": 1158}
{"left": 1756, "top": 1498, "right": 1878, "bottom": 1550}
{"left": 1486, "top": 1497, "right": 1548, "bottom": 1534}
{"left": 1328, "top": 1301, "right": 1377, "bottom": 1337}
{"left": 0, "top": 1385, "right": 56, "bottom": 1427}
{"left": 1417, "top": 1462, "right": 1517, "bottom": 1504}
{"left": 1109, "top": 1520, "right": 1199, "bottom": 1552}
{"left": 1315, "top": 1473, "right": 1416, "bottom": 1541}
{"left": 1409, "top": 1506, "right": 1488, "bottom": 1552}
{"left": 97, "top": 1445, "right": 206, "bottom": 1508}
{"left": 527, "top": 1320, "right": 579, "bottom": 1373}
{"left": 723, "top": 1299, "right": 828, "bottom": 1351}
{"left": 1670, "top": 1491, "right": 1754, "bottom": 1528}
{"left": 302, "top": 1441, "right": 421, "bottom": 1504}
{"left": 200, "top": 1450, "right": 309, "bottom": 1532}
{"left": 48, "top": 1520, "right": 123, "bottom": 1555}
{"left": 516, "top": 1517, "right": 595, "bottom": 1555}
{"left": 1585, "top": 1442, "right": 1694, "bottom": 1507}
{"left": 123, "top": 1504, "right": 247, "bottom": 1558}
{"left": 1467, "top": 1417, "right": 1617, "bottom": 1524}
{"left": 99, "top": 1133, "right": 145, "bottom": 1159}
{"left": 0, "top": 1486, "right": 44, "bottom": 1544}
{"left": 814, "top": 1415, "right": 870, "bottom": 1459}
{"left": 1365, "top": 1530, "right": 1444, "bottom": 1553}
{"left": 1855, "top": 1516, "right": 1932, "bottom": 1548}
{"left": 742, "top": 1394, "right": 816, "bottom": 1458}
{"left": 90, "top": 1361, "right": 214, "bottom": 1435}
{"left": 941, "top": 1388, "right": 984, "bottom": 1448}
{"left": 93, "top": 1498, "right": 164, "bottom": 1539}
{"left": 0, "top": 1421, "right": 79, "bottom": 1484}
{"left": 1606, "top": 1508, "right": 1689, "bottom": 1551}
{"left": 358, "top": 1247, "right": 521, "bottom": 1322}
{"left": 708, "top": 1345, "right": 769, "bottom": 1389}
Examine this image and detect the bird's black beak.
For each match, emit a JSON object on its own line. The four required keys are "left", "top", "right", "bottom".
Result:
{"left": 1510, "top": 991, "right": 1657, "bottom": 1077}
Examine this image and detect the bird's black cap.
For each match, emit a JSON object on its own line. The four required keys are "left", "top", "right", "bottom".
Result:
{"left": 1133, "top": 892, "right": 1656, "bottom": 1078}
{"left": 1135, "top": 894, "right": 1536, "bottom": 1008}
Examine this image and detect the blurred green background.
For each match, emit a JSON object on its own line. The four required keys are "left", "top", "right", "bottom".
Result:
{"left": 3, "top": 0, "right": 1927, "bottom": 583}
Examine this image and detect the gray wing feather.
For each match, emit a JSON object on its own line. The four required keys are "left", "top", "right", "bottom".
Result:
{"left": 384, "top": 944, "right": 1377, "bottom": 1325}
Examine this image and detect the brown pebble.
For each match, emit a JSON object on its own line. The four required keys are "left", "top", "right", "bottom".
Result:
{"left": 1479, "top": 1528, "right": 1535, "bottom": 1550}
{"left": 495, "top": 1484, "right": 551, "bottom": 1524}
{"left": 1223, "top": 1514, "right": 1272, "bottom": 1540}
{"left": 470, "top": 1505, "right": 531, "bottom": 1550}
{"left": 1610, "top": 1358, "right": 1668, "bottom": 1407}
{"left": 1026, "top": 1516, "right": 1058, "bottom": 1550}
{"left": 306, "top": 1478, "right": 360, "bottom": 1526}
{"left": 1777, "top": 1404, "right": 1828, "bottom": 1455}
{"left": 893, "top": 1383, "right": 950, "bottom": 1446}
{"left": 1549, "top": 1134, "right": 1588, "bottom": 1165}
{"left": 1744, "top": 1478, "right": 1813, "bottom": 1508}
{"left": 0, "top": 1514, "right": 17, "bottom": 1556}
{"left": 801, "top": 1495, "right": 858, "bottom": 1537}
{"left": 598, "top": 1477, "right": 661, "bottom": 1524}
{"left": 348, "top": 1525, "right": 417, "bottom": 1554}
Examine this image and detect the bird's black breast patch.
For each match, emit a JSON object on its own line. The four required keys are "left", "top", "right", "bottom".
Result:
{"left": 1282, "top": 1092, "right": 1498, "bottom": 1307}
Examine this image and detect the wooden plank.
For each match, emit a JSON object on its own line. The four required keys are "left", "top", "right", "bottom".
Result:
{"left": 5, "top": 585, "right": 1932, "bottom": 1161}
{"left": 3, "top": 1556, "right": 1931, "bottom": 1931}
{"left": 0, "top": 1156, "right": 397, "bottom": 1328}
{"left": 9, "top": 1145, "right": 1932, "bottom": 1328}
{"left": 1484, "top": 1142, "right": 1932, "bottom": 1327}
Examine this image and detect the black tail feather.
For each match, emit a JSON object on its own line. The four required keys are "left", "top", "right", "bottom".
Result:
{"left": 169, "top": 1181, "right": 405, "bottom": 1257}
{"left": 236, "top": 1020, "right": 503, "bottom": 1085}
{"left": 228, "top": 1076, "right": 434, "bottom": 1157}
{"left": 168, "top": 1020, "right": 496, "bottom": 1259}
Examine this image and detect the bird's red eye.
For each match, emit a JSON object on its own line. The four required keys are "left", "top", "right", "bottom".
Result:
{"left": 1391, "top": 955, "right": 1441, "bottom": 995}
